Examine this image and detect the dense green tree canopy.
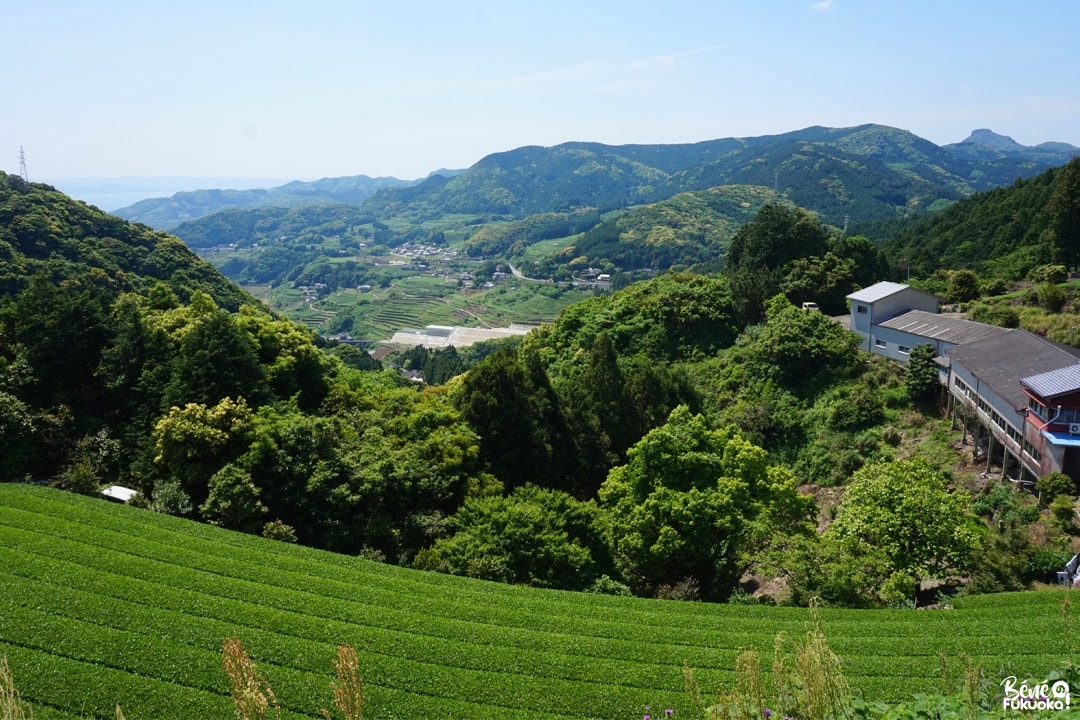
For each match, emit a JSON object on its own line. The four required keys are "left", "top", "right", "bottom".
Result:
{"left": 599, "top": 405, "right": 813, "bottom": 600}
{"left": 727, "top": 204, "right": 830, "bottom": 272}
{"left": 5, "top": 172, "right": 1066, "bottom": 608}
{"left": 538, "top": 272, "right": 739, "bottom": 365}
{"left": 826, "top": 458, "right": 978, "bottom": 583}
{"left": 884, "top": 159, "right": 1080, "bottom": 280}
{"left": 419, "top": 483, "right": 614, "bottom": 590}
{"left": 724, "top": 204, "right": 880, "bottom": 322}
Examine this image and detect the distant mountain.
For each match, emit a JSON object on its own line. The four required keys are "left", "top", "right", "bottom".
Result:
{"left": 113, "top": 174, "right": 425, "bottom": 230}
{"left": 944, "top": 128, "right": 1079, "bottom": 166}
{"left": 362, "top": 124, "right": 1066, "bottom": 227}
{"left": 43, "top": 176, "right": 294, "bottom": 212}
{"left": 360, "top": 139, "right": 746, "bottom": 220}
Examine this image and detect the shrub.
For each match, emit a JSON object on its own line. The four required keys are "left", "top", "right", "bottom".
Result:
{"left": 947, "top": 270, "right": 980, "bottom": 303}
{"left": 1030, "top": 264, "right": 1068, "bottom": 284}
{"left": 150, "top": 478, "right": 193, "bottom": 516}
{"left": 822, "top": 384, "right": 884, "bottom": 432}
{"left": 968, "top": 301, "right": 1020, "bottom": 328}
{"left": 655, "top": 577, "right": 701, "bottom": 601}
{"left": 261, "top": 519, "right": 298, "bottom": 543}
{"left": 1037, "top": 472, "right": 1076, "bottom": 503}
{"left": 585, "top": 575, "right": 632, "bottom": 596}
{"left": 879, "top": 571, "right": 918, "bottom": 608}
{"left": 980, "top": 278, "right": 1009, "bottom": 296}
{"left": 726, "top": 587, "right": 760, "bottom": 605}
{"left": 1038, "top": 283, "right": 1067, "bottom": 313}
{"left": 1025, "top": 548, "right": 1074, "bottom": 584}
{"left": 904, "top": 343, "right": 939, "bottom": 401}
{"left": 1050, "top": 495, "right": 1076, "bottom": 529}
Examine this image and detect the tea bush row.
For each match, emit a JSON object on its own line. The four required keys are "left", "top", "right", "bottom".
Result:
{"left": 1, "top": 484, "right": 1075, "bottom": 718}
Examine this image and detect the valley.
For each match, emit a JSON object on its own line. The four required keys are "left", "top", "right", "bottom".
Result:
{"left": 3, "top": 127, "right": 1080, "bottom": 719}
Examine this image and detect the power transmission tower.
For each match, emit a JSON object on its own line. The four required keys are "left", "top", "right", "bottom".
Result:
{"left": 18, "top": 146, "right": 28, "bottom": 181}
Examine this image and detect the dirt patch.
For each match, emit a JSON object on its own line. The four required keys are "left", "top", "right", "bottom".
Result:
{"left": 799, "top": 484, "right": 847, "bottom": 532}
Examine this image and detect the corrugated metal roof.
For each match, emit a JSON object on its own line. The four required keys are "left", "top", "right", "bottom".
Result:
{"left": 876, "top": 310, "right": 1009, "bottom": 345}
{"left": 1022, "top": 364, "right": 1080, "bottom": 400}
{"left": 947, "top": 330, "right": 1080, "bottom": 410}
{"left": 846, "top": 281, "right": 910, "bottom": 303}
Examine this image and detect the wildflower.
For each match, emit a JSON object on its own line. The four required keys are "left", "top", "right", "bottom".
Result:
{"left": 665, "top": 711, "right": 674, "bottom": 717}
{"left": 764, "top": 711, "right": 772, "bottom": 719}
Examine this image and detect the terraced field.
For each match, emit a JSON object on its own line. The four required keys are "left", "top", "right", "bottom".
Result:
{"left": 0, "top": 483, "right": 1074, "bottom": 719}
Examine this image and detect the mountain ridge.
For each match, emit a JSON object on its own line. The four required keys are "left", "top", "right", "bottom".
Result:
{"left": 113, "top": 173, "right": 437, "bottom": 229}
{"left": 944, "top": 128, "right": 1079, "bottom": 165}
{"left": 114, "top": 124, "right": 1077, "bottom": 234}
{"left": 360, "top": 124, "right": 1068, "bottom": 227}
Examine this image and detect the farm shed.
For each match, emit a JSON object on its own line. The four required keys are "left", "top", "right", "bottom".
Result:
{"left": 846, "top": 282, "right": 940, "bottom": 360}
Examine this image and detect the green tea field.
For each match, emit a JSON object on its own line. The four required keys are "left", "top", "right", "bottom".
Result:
{"left": 0, "top": 483, "right": 1073, "bottom": 719}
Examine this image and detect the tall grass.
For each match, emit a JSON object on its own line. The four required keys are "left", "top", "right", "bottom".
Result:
{"left": 324, "top": 645, "right": 364, "bottom": 720}
{"left": 221, "top": 637, "right": 365, "bottom": 720}
{"left": 686, "top": 606, "right": 859, "bottom": 720}
{"left": 222, "top": 636, "right": 280, "bottom": 720}
{"left": 0, "top": 656, "right": 31, "bottom": 720}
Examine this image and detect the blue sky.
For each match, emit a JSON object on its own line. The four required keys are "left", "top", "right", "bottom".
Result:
{"left": 7, "top": 0, "right": 1080, "bottom": 182}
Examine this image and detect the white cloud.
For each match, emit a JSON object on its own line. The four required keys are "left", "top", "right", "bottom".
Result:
{"left": 811, "top": 0, "right": 833, "bottom": 11}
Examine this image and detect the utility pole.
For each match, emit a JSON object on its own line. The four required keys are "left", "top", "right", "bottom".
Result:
{"left": 18, "top": 146, "right": 29, "bottom": 181}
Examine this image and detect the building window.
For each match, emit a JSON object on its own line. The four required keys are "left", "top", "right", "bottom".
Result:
{"left": 1024, "top": 440, "right": 1043, "bottom": 463}
{"left": 874, "top": 338, "right": 887, "bottom": 348}
{"left": 1007, "top": 424, "right": 1022, "bottom": 445}
{"left": 898, "top": 345, "right": 910, "bottom": 355}
{"left": 1058, "top": 407, "right": 1080, "bottom": 425}
{"left": 1028, "top": 398, "right": 1046, "bottom": 419}
{"left": 856, "top": 304, "right": 867, "bottom": 314}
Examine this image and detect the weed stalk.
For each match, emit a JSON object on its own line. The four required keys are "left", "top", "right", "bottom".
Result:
{"left": 0, "top": 656, "right": 32, "bottom": 720}
{"left": 222, "top": 636, "right": 280, "bottom": 720}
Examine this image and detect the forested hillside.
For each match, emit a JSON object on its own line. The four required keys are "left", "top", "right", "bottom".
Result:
{"left": 1, "top": 175, "right": 1072, "bottom": 609}
{"left": 0, "top": 174, "right": 490, "bottom": 564}
{"left": 523, "top": 185, "right": 782, "bottom": 279}
{"left": 883, "top": 157, "right": 1080, "bottom": 279}
{"left": 0, "top": 173, "right": 250, "bottom": 309}
{"left": 361, "top": 124, "right": 1056, "bottom": 227}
